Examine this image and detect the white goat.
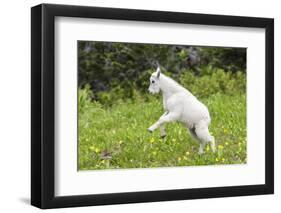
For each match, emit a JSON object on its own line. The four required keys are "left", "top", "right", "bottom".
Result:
{"left": 147, "top": 66, "right": 216, "bottom": 154}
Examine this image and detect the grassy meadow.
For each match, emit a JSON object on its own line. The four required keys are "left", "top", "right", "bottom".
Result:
{"left": 78, "top": 84, "right": 246, "bottom": 170}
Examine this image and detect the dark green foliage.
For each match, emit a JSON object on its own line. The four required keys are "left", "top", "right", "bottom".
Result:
{"left": 200, "top": 47, "right": 246, "bottom": 72}
{"left": 78, "top": 41, "right": 246, "bottom": 103}
{"left": 78, "top": 41, "right": 186, "bottom": 94}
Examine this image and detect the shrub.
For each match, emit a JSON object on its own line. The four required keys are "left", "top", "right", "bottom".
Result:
{"left": 80, "top": 66, "right": 246, "bottom": 106}
{"left": 78, "top": 85, "right": 93, "bottom": 114}
{"left": 179, "top": 67, "right": 246, "bottom": 98}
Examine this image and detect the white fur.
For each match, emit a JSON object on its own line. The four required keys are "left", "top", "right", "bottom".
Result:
{"left": 148, "top": 66, "right": 216, "bottom": 154}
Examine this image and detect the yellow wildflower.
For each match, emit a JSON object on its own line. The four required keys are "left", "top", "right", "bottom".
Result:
{"left": 218, "top": 145, "right": 224, "bottom": 150}
{"left": 215, "top": 157, "right": 219, "bottom": 162}
{"left": 152, "top": 151, "right": 157, "bottom": 155}
{"left": 178, "top": 157, "right": 182, "bottom": 161}
{"left": 183, "top": 156, "right": 187, "bottom": 160}
{"left": 185, "top": 151, "right": 190, "bottom": 156}
{"left": 94, "top": 148, "right": 100, "bottom": 153}
{"left": 150, "top": 138, "right": 155, "bottom": 143}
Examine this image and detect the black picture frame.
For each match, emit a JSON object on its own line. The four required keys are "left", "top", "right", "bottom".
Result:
{"left": 31, "top": 3, "right": 274, "bottom": 209}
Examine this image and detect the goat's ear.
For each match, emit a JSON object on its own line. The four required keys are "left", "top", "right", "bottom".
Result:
{"left": 156, "top": 66, "right": 161, "bottom": 78}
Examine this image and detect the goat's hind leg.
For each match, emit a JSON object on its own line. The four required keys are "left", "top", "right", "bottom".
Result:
{"left": 195, "top": 124, "right": 216, "bottom": 154}
{"left": 189, "top": 126, "right": 198, "bottom": 140}
{"left": 188, "top": 127, "right": 205, "bottom": 155}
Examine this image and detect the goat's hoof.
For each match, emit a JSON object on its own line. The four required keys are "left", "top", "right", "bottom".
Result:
{"left": 147, "top": 128, "right": 153, "bottom": 133}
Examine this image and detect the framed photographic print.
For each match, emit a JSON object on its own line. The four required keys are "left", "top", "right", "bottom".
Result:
{"left": 31, "top": 3, "right": 274, "bottom": 209}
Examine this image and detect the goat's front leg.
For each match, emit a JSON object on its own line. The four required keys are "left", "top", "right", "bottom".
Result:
{"left": 148, "top": 112, "right": 168, "bottom": 132}
{"left": 148, "top": 112, "right": 179, "bottom": 133}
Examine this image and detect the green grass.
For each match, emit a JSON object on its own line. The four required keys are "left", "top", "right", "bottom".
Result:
{"left": 78, "top": 93, "right": 246, "bottom": 170}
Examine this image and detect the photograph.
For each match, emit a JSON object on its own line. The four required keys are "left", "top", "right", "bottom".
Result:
{"left": 30, "top": 3, "right": 274, "bottom": 209}
{"left": 78, "top": 41, "right": 247, "bottom": 170}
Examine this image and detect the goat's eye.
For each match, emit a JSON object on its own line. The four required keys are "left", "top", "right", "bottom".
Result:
{"left": 151, "top": 80, "right": 155, "bottom": 84}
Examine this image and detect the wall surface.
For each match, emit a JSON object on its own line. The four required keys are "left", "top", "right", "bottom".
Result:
{"left": 0, "top": 0, "right": 279, "bottom": 212}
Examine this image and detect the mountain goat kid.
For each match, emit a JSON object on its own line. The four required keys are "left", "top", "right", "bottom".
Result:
{"left": 147, "top": 66, "right": 216, "bottom": 154}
